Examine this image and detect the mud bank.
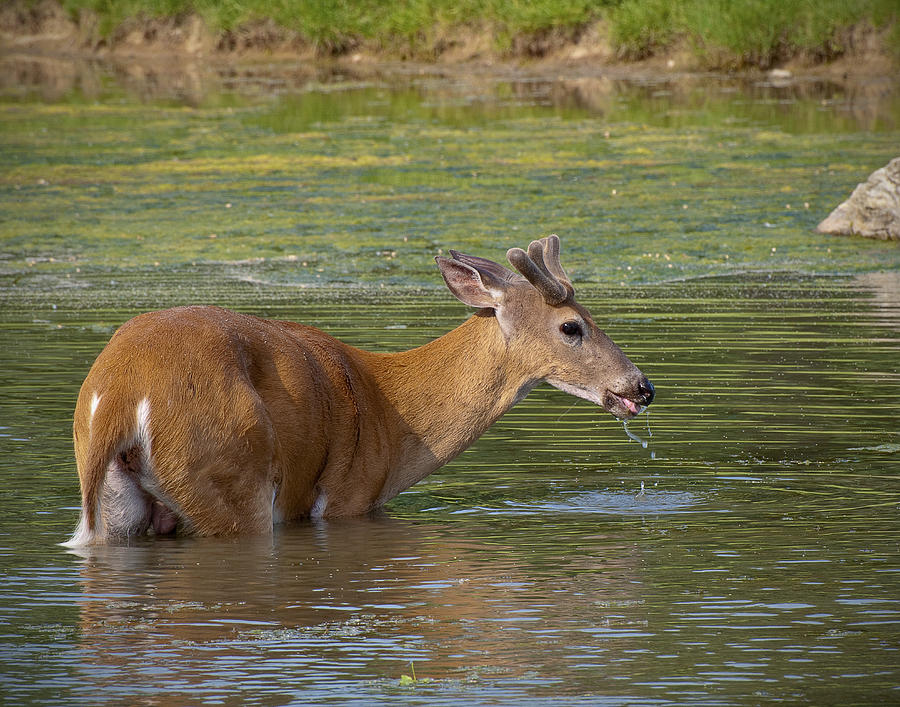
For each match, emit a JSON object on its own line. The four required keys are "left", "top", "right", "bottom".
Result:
{"left": 1, "top": 0, "right": 897, "bottom": 78}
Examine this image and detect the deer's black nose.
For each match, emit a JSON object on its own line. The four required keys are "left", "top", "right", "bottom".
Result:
{"left": 638, "top": 377, "right": 655, "bottom": 406}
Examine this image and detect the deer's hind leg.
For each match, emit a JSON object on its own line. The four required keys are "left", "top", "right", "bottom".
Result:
{"left": 100, "top": 444, "right": 158, "bottom": 540}
{"left": 152, "top": 390, "right": 282, "bottom": 538}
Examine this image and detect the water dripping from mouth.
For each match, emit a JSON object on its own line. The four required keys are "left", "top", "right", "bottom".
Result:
{"left": 622, "top": 412, "right": 656, "bottom": 459}
{"left": 622, "top": 419, "right": 648, "bottom": 447}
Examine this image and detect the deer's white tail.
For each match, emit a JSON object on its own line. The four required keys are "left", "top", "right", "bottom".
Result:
{"left": 63, "top": 393, "right": 153, "bottom": 547}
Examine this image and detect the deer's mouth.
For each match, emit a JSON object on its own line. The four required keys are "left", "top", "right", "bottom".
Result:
{"left": 547, "top": 378, "right": 652, "bottom": 419}
{"left": 604, "top": 390, "right": 645, "bottom": 420}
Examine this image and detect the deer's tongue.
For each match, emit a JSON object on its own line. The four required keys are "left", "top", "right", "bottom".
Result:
{"left": 622, "top": 397, "right": 640, "bottom": 415}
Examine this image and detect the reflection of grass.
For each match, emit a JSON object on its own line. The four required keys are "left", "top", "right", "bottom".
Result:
{"left": 1, "top": 87, "right": 898, "bottom": 286}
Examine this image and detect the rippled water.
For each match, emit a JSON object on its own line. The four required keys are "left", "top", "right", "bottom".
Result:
{"left": 1, "top": 271, "right": 898, "bottom": 704}
{"left": 1, "top": 60, "right": 899, "bottom": 704}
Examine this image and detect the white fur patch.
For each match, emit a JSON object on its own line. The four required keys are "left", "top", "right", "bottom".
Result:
{"left": 61, "top": 510, "right": 95, "bottom": 548}
{"left": 310, "top": 491, "right": 328, "bottom": 520}
{"left": 88, "top": 392, "right": 101, "bottom": 432}
{"left": 104, "top": 461, "right": 152, "bottom": 535}
{"left": 135, "top": 397, "right": 152, "bottom": 459}
{"left": 272, "top": 488, "right": 283, "bottom": 525}
{"left": 546, "top": 378, "right": 604, "bottom": 407}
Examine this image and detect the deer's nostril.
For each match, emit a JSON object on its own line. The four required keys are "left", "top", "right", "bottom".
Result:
{"left": 640, "top": 378, "right": 655, "bottom": 405}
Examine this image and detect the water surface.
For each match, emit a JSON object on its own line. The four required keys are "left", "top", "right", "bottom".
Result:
{"left": 2, "top": 271, "right": 898, "bottom": 704}
{"left": 1, "top": 61, "right": 899, "bottom": 704}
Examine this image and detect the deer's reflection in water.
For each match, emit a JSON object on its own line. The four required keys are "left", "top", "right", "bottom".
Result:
{"left": 68, "top": 515, "right": 642, "bottom": 693}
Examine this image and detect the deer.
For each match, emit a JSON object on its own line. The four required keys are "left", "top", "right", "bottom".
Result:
{"left": 64, "top": 235, "right": 654, "bottom": 546}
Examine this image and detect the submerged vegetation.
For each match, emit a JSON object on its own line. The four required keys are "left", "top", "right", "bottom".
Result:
{"left": 1, "top": 79, "right": 898, "bottom": 286}
{"left": 8, "top": 0, "right": 899, "bottom": 69}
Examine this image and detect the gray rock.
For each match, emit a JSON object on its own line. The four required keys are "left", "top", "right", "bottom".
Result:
{"left": 817, "top": 157, "right": 900, "bottom": 241}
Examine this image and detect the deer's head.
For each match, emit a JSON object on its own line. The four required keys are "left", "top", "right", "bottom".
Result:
{"left": 436, "top": 235, "right": 654, "bottom": 419}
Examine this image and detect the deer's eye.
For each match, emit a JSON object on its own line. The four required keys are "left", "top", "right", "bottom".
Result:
{"left": 560, "top": 321, "right": 583, "bottom": 338}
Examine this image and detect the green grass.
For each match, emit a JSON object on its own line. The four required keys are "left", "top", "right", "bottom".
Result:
{"left": 33, "top": 0, "right": 899, "bottom": 65}
{"left": 608, "top": 0, "right": 899, "bottom": 68}
{"left": 58, "top": 0, "right": 614, "bottom": 53}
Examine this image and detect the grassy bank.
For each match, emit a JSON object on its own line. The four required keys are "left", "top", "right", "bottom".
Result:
{"left": 55, "top": 0, "right": 614, "bottom": 54}
{"left": 610, "top": 0, "right": 899, "bottom": 68}
{"left": 11, "top": 0, "right": 900, "bottom": 68}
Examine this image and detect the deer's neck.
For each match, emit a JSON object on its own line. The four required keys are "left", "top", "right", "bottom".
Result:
{"left": 367, "top": 310, "right": 537, "bottom": 494}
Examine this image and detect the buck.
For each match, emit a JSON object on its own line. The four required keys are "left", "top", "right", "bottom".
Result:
{"left": 65, "top": 236, "right": 654, "bottom": 546}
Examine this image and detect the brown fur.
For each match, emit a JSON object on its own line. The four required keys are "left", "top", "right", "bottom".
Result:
{"left": 66, "top": 239, "right": 653, "bottom": 544}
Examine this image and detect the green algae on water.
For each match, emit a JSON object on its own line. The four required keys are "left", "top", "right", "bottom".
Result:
{"left": 1, "top": 75, "right": 898, "bottom": 287}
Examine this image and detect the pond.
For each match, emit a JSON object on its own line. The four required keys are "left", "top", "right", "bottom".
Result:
{"left": 1, "top": 58, "right": 898, "bottom": 704}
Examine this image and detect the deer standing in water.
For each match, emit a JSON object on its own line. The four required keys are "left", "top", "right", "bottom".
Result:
{"left": 65, "top": 236, "right": 654, "bottom": 546}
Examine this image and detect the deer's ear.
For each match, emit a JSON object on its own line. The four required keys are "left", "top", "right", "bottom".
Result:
{"left": 436, "top": 256, "right": 506, "bottom": 309}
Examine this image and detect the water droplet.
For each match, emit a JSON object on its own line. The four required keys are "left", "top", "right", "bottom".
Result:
{"left": 622, "top": 419, "right": 649, "bottom": 448}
